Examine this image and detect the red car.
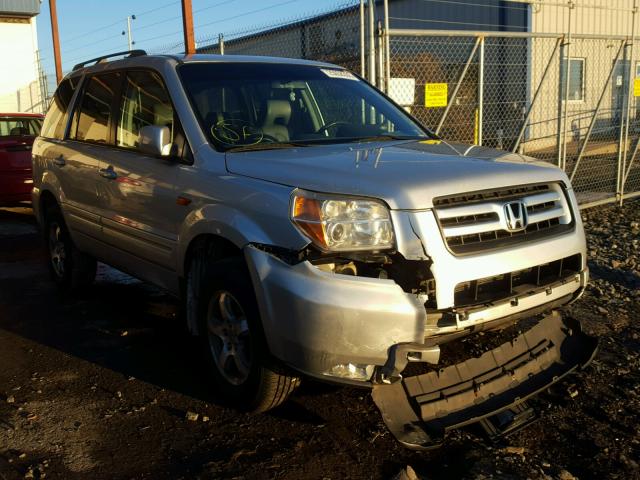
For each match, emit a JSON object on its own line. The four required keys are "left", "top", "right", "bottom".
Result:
{"left": 0, "top": 113, "right": 43, "bottom": 206}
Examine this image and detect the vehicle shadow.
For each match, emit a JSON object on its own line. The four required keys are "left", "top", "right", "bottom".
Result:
{"left": 0, "top": 209, "right": 347, "bottom": 413}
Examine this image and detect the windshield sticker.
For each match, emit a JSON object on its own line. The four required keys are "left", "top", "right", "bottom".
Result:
{"left": 320, "top": 68, "right": 358, "bottom": 81}
{"left": 211, "top": 119, "right": 263, "bottom": 146}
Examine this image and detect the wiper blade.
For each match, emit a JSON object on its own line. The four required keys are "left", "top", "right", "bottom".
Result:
{"left": 290, "top": 135, "right": 426, "bottom": 146}
{"left": 225, "top": 141, "right": 310, "bottom": 152}
{"left": 347, "top": 135, "right": 425, "bottom": 143}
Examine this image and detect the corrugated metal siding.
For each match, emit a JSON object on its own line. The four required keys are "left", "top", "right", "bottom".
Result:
{"left": 531, "top": 0, "right": 634, "bottom": 36}
{"left": 0, "top": 0, "right": 40, "bottom": 17}
{"left": 388, "top": 0, "right": 528, "bottom": 31}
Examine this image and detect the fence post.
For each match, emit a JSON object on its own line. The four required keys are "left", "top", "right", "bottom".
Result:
{"left": 556, "top": 36, "right": 566, "bottom": 168}
{"left": 621, "top": 0, "right": 638, "bottom": 205}
{"left": 383, "top": 0, "right": 390, "bottom": 94}
{"left": 368, "top": 0, "right": 376, "bottom": 86}
{"left": 377, "top": 21, "right": 384, "bottom": 89}
{"left": 477, "top": 36, "right": 485, "bottom": 146}
{"left": 561, "top": 1, "right": 574, "bottom": 172}
{"left": 360, "top": 0, "right": 365, "bottom": 78}
{"left": 617, "top": 42, "right": 631, "bottom": 203}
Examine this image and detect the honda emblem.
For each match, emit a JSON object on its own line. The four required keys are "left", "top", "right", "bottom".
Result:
{"left": 503, "top": 201, "right": 528, "bottom": 232}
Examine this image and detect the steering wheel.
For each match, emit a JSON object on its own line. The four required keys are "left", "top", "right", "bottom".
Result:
{"left": 314, "top": 121, "right": 351, "bottom": 135}
{"left": 259, "top": 133, "right": 283, "bottom": 143}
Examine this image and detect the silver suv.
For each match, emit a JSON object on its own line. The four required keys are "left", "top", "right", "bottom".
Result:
{"left": 32, "top": 51, "right": 597, "bottom": 449}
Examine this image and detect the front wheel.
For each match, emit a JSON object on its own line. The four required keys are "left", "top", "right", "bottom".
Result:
{"left": 190, "top": 256, "right": 300, "bottom": 412}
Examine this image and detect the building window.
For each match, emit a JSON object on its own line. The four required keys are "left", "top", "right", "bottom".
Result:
{"left": 561, "top": 58, "right": 585, "bottom": 102}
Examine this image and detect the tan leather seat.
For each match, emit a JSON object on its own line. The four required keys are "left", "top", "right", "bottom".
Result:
{"left": 261, "top": 100, "right": 291, "bottom": 142}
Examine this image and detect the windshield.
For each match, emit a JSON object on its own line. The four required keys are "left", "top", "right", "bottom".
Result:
{"left": 178, "top": 63, "right": 430, "bottom": 151}
{"left": 0, "top": 117, "right": 42, "bottom": 137}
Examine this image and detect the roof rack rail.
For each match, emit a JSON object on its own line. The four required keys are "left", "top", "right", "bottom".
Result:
{"left": 72, "top": 50, "right": 147, "bottom": 71}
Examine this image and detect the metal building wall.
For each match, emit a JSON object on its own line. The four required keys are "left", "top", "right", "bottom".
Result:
{"left": 531, "top": 0, "right": 635, "bottom": 36}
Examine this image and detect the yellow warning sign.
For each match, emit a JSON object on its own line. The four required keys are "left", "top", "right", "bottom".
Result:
{"left": 425, "top": 83, "right": 448, "bottom": 108}
{"left": 634, "top": 78, "right": 640, "bottom": 97}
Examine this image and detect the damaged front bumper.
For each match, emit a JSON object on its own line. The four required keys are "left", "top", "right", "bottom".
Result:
{"left": 372, "top": 311, "right": 598, "bottom": 449}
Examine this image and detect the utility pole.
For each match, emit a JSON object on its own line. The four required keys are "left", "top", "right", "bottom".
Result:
{"left": 48, "top": 0, "right": 63, "bottom": 84}
{"left": 122, "top": 15, "right": 136, "bottom": 50}
{"left": 181, "top": 0, "right": 196, "bottom": 55}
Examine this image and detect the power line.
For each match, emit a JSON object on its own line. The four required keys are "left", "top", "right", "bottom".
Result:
{"left": 135, "top": 0, "right": 303, "bottom": 47}
{"left": 196, "top": 0, "right": 304, "bottom": 30}
{"left": 62, "top": 18, "right": 124, "bottom": 44}
{"left": 134, "top": 0, "right": 237, "bottom": 34}
{"left": 56, "top": 1, "right": 180, "bottom": 50}
{"left": 134, "top": 0, "right": 180, "bottom": 17}
{"left": 62, "top": 31, "right": 126, "bottom": 58}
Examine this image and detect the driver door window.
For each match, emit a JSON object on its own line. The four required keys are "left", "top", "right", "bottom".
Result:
{"left": 117, "top": 70, "right": 174, "bottom": 150}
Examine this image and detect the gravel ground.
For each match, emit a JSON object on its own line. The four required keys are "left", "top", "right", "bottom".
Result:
{"left": 0, "top": 202, "right": 638, "bottom": 480}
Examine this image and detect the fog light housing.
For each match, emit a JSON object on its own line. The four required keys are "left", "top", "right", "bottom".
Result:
{"left": 323, "top": 363, "right": 375, "bottom": 381}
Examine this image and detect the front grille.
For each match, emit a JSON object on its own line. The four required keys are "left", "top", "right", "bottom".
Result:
{"left": 454, "top": 254, "right": 581, "bottom": 307}
{"left": 433, "top": 183, "right": 574, "bottom": 255}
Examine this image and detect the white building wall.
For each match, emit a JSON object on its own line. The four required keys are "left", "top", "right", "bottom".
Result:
{"left": 531, "top": 0, "right": 635, "bottom": 36}
{"left": 523, "top": 1, "right": 637, "bottom": 153}
{"left": 0, "top": 16, "right": 42, "bottom": 113}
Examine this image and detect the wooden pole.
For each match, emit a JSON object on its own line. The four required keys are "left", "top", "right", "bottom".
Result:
{"left": 49, "top": 0, "right": 63, "bottom": 84}
{"left": 181, "top": 0, "right": 195, "bottom": 55}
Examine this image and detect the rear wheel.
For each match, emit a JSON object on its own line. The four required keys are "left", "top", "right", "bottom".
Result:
{"left": 44, "top": 206, "right": 96, "bottom": 291}
{"left": 190, "top": 256, "right": 300, "bottom": 412}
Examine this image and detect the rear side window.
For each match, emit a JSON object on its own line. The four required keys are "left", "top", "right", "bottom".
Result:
{"left": 72, "top": 72, "right": 121, "bottom": 144}
{"left": 40, "top": 77, "right": 78, "bottom": 139}
{"left": 117, "top": 70, "right": 174, "bottom": 149}
{"left": 0, "top": 117, "right": 42, "bottom": 137}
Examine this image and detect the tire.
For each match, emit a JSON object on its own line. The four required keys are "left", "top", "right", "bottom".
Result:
{"left": 191, "top": 256, "right": 300, "bottom": 412}
{"left": 44, "top": 206, "right": 97, "bottom": 292}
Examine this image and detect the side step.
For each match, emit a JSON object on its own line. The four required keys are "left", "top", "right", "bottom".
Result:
{"left": 372, "top": 311, "right": 597, "bottom": 450}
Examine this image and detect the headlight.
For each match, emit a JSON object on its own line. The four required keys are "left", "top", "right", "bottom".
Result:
{"left": 290, "top": 189, "right": 395, "bottom": 252}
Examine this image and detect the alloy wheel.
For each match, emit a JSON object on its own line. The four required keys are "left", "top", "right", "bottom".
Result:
{"left": 48, "top": 222, "right": 66, "bottom": 278}
{"left": 206, "top": 290, "right": 252, "bottom": 386}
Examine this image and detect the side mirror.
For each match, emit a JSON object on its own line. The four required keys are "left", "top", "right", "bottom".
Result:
{"left": 137, "top": 125, "right": 172, "bottom": 157}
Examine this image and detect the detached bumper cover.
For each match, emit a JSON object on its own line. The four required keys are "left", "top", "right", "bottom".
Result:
{"left": 372, "top": 311, "right": 597, "bottom": 449}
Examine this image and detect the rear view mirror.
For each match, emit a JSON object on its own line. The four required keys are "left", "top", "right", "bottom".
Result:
{"left": 137, "top": 125, "right": 172, "bottom": 157}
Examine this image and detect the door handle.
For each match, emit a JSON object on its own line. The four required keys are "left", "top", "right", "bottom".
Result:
{"left": 53, "top": 155, "right": 66, "bottom": 167}
{"left": 98, "top": 166, "right": 118, "bottom": 180}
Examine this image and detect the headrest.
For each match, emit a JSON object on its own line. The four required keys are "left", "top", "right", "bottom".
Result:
{"left": 9, "top": 127, "right": 27, "bottom": 136}
{"left": 264, "top": 100, "right": 291, "bottom": 125}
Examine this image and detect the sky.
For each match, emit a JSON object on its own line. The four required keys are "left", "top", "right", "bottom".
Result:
{"left": 35, "top": 0, "right": 352, "bottom": 77}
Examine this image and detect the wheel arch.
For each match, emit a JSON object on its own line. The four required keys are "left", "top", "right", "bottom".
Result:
{"left": 38, "top": 189, "right": 60, "bottom": 226}
{"left": 177, "top": 203, "right": 307, "bottom": 278}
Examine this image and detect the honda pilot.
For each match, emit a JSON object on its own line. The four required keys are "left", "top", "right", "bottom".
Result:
{"left": 32, "top": 51, "right": 597, "bottom": 449}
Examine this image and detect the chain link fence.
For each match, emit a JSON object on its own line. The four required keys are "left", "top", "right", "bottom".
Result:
{"left": 384, "top": 29, "right": 639, "bottom": 207}
{"left": 196, "top": 0, "right": 364, "bottom": 74}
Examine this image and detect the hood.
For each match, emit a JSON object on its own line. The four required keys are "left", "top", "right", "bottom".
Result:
{"left": 0, "top": 135, "right": 36, "bottom": 171}
{"left": 225, "top": 140, "right": 568, "bottom": 210}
